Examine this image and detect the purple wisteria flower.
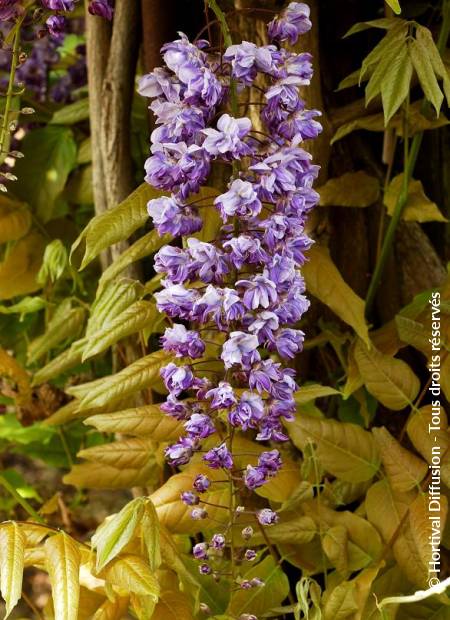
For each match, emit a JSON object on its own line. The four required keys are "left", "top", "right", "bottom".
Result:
{"left": 139, "top": 3, "right": 320, "bottom": 591}
{"left": 162, "top": 324, "right": 205, "bottom": 358}
{"left": 88, "top": 0, "right": 113, "bottom": 20}
{"left": 268, "top": 2, "right": 312, "bottom": 45}
{"left": 215, "top": 179, "right": 262, "bottom": 221}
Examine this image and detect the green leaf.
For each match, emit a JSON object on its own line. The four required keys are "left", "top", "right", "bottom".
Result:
{"left": 82, "top": 301, "right": 159, "bottom": 360}
{"left": 50, "top": 98, "right": 90, "bottom": 125}
{"left": 86, "top": 278, "right": 144, "bottom": 336}
{"left": 13, "top": 126, "right": 77, "bottom": 222}
{"left": 380, "top": 44, "right": 413, "bottom": 123}
{"left": 331, "top": 103, "right": 448, "bottom": 144}
{"left": 294, "top": 383, "right": 340, "bottom": 405}
{"left": 65, "top": 165, "right": 93, "bottom": 205}
{"left": 353, "top": 338, "right": 420, "bottom": 410}
{"left": 71, "top": 183, "right": 157, "bottom": 270}
{"left": 410, "top": 39, "right": 443, "bottom": 115}
{"left": 0, "top": 522, "right": 25, "bottom": 618}
{"left": 0, "top": 296, "right": 46, "bottom": 317}
{"left": 98, "top": 230, "right": 171, "bottom": 291}
{"left": 228, "top": 556, "right": 289, "bottom": 617}
{"left": 416, "top": 25, "right": 450, "bottom": 105}
{"left": 32, "top": 338, "right": 86, "bottom": 385}
{"left": 360, "top": 23, "right": 407, "bottom": 82}
{"left": 317, "top": 171, "right": 380, "bottom": 208}
{"left": 142, "top": 500, "right": 161, "bottom": 572}
{"left": 303, "top": 245, "right": 370, "bottom": 346}
{"left": 27, "top": 300, "right": 86, "bottom": 364}
{"left": 384, "top": 0, "right": 401, "bottom": 14}
{"left": 67, "top": 349, "right": 171, "bottom": 410}
{"left": 45, "top": 532, "right": 81, "bottom": 620}
{"left": 92, "top": 497, "right": 146, "bottom": 571}
{"left": 384, "top": 175, "right": 448, "bottom": 223}
{"left": 365, "top": 32, "right": 406, "bottom": 105}
{"left": 344, "top": 18, "right": 401, "bottom": 37}
{"left": 77, "top": 137, "right": 91, "bottom": 164}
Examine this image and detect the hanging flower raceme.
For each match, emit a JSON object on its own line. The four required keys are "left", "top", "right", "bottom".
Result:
{"left": 139, "top": 0, "right": 321, "bottom": 608}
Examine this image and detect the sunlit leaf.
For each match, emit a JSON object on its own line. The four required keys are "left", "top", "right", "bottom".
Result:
{"left": 353, "top": 338, "right": 420, "bottom": 410}
{"left": 92, "top": 497, "right": 146, "bottom": 571}
{"left": 406, "top": 405, "right": 450, "bottom": 487}
{"left": 67, "top": 349, "right": 171, "bottom": 410}
{"left": 142, "top": 500, "right": 161, "bottom": 572}
{"left": 288, "top": 414, "right": 380, "bottom": 482}
{"left": 0, "top": 522, "right": 25, "bottom": 618}
{"left": 372, "top": 426, "right": 427, "bottom": 491}
{"left": 77, "top": 437, "right": 156, "bottom": 468}
{"left": 86, "top": 278, "right": 144, "bottom": 336}
{"left": 380, "top": 44, "right": 413, "bottom": 123}
{"left": 28, "top": 300, "right": 86, "bottom": 363}
{"left": 98, "top": 230, "right": 171, "bottom": 291}
{"left": 100, "top": 554, "right": 160, "bottom": 600}
{"left": 410, "top": 38, "right": 443, "bottom": 115}
{"left": 32, "top": 338, "right": 86, "bottom": 386}
{"left": 151, "top": 590, "right": 194, "bottom": 620}
{"left": 294, "top": 384, "right": 340, "bottom": 405}
{"left": 63, "top": 459, "right": 157, "bottom": 489}
{"left": 303, "top": 245, "right": 370, "bottom": 346}
{"left": 82, "top": 301, "right": 159, "bottom": 360}
{"left": 45, "top": 532, "right": 81, "bottom": 620}
{"left": 91, "top": 596, "right": 130, "bottom": 620}
{"left": 84, "top": 404, "right": 182, "bottom": 440}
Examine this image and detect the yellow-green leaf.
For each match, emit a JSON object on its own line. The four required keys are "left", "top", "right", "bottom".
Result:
{"left": 84, "top": 404, "right": 182, "bottom": 439}
{"left": 0, "top": 195, "right": 31, "bottom": 243}
{"left": 77, "top": 438, "right": 155, "bottom": 469}
{"left": 82, "top": 301, "right": 158, "bottom": 360}
{"left": 410, "top": 38, "right": 443, "bottom": 115}
{"left": 63, "top": 460, "right": 157, "bottom": 490}
{"left": 406, "top": 405, "right": 450, "bottom": 487}
{"left": 142, "top": 500, "right": 161, "bottom": 572}
{"left": 151, "top": 590, "right": 194, "bottom": 620}
{"left": 101, "top": 554, "right": 160, "bottom": 600}
{"left": 288, "top": 414, "right": 380, "bottom": 482}
{"left": 50, "top": 98, "right": 89, "bottom": 125}
{"left": 380, "top": 44, "right": 413, "bottom": 123}
{"left": 372, "top": 426, "right": 427, "bottom": 491}
{"left": 294, "top": 384, "right": 340, "bottom": 405}
{"left": 92, "top": 497, "right": 146, "bottom": 571}
{"left": 303, "top": 245, "right": 370, "bottom": 346}
{"left": 28, "top": 301, "right": 86, "bottom": 363}
{"left": 87, "top": 278, "right": 144, "bottom": 336}
{"left": 0, "top": 346, "right": 31, "bottom": 405}
{"left": 0, "top": 522, "right": 25, "bottom": 618}
{"left": 98, "top": 230, "right": 171, "bottom": 291}
{"left": 32, "top": 338, "right": 86, "bottom": 386}
{"left": 384, "top": 175, "right": 448, "bottom": 223}
{"left": 45, "top": 532, "right": 81, "bottom": 620}
{"left": 353, "top": 338, "right": 420, "bottom": 410}
{"left": 67, "top": 349, "right": 172, "bottom": 410}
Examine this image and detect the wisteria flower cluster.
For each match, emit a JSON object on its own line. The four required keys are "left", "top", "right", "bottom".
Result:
{"left": 0, "top": 0, "right": 113, "bottom": 31}
{"left": 139, "top": 0, "right": 321, "bottom": 600}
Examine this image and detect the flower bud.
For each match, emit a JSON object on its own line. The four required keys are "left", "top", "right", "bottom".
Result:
{"left": 199, "top": 603, "right": 211, "bottom": 614}
{"left": 244, "top": 549, "right": 257, "bottom": 561}
{"left": 191, "top": 507, "right": 208, "bottom": 520}
{"left": 241, "top": 526, "right": 254, "bottom": 540}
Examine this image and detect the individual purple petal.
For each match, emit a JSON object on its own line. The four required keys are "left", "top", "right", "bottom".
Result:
{"left": 215, "top": 180, "right": 262, "bottom": 221}
{"left": 162, "top": 324, "right": 205, "bottom": 358}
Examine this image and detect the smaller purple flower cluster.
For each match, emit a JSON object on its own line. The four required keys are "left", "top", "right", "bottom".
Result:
{"left": 40, "top": 0, "right": 113, "bottom": 38}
